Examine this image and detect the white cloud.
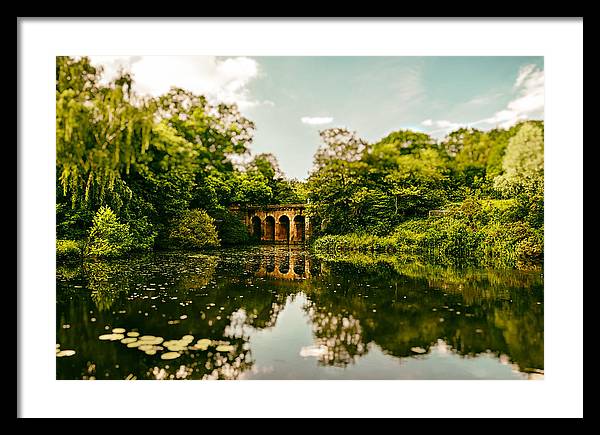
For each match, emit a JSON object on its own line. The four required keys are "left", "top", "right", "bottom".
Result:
{"left": 465, "top": 92, "right": 503, "bottom": 105}
{"left": 87, "top": 55, "right": 264, "bottom": 110}
{"left": 515, "top": 64, "right": 537, "bottom": 88}
{"left": 301, "top": 116, "right": 333, "bottom": 125}
{"left": 421, "top": 63, "right": 544, "bottom": 136}
{"left": 483, "top": 64, "right": 544, "bottom": 128}
{"left": 421, "top": 119, "right": 463, "bottom": 136}
{"left": 435, "top": 120, "right": 461, "bottom": 129}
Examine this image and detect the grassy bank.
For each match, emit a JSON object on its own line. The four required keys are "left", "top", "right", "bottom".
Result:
{"left": 312, "top": 199, "right": 543, "bottom": 270}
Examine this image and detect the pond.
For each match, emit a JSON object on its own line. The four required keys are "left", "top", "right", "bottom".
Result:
{"left": 56, "top": 245, "right": 544, "bottom": 380}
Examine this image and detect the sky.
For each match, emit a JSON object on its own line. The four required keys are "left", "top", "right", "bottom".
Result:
{"left": 88, "top": 56, "right": 544, "bottom": 180}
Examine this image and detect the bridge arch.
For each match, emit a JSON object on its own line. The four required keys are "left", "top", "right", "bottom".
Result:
{"left": 293, "top": 215, "right": 305, "bottom": 242}
{"left": 251, "top": 216, "right": 262, "bottom": 239}
{"left": 264, "top": 215, "right": 275, "bottom": 241}
{"left": 278, "top": 215, "right": 290, "bottom": 243}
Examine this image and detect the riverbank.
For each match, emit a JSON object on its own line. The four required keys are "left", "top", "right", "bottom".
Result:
{"left": 312, "top": 210, "right": 543, "bottom": 270}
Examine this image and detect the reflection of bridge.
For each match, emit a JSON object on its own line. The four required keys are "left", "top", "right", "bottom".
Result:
{"left": 250, "top": 250, "right": 313, "bottom": 280}
{"left": 229, "top": 204, "right": 311, "bottom": 244}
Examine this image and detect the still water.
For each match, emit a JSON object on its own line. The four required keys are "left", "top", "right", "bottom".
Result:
{"left": 56, "top": 246, "right": 544, "bottom": 380}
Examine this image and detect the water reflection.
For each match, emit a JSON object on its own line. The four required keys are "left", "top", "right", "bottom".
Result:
{"left": 56, "top": 246, "right": 543, "bottom": 380}
{"left": 249, "top": 247, "right": 312, "bottom": 280}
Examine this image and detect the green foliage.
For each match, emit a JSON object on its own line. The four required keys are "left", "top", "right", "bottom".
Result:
{"left": 373, "top": 129, "right": 437, "bottom": 157}
{"left": 127, "top": 215, "right": 157, "bottom": 252}
{"left": 56, "top": 56, "right": 154, "bottom": 210}
{"left": 56, "top": 55, "right": 542, "bottom": 268}
{"left": 307, "top": 128, "right": 450, "bottom": 236}
{"left": 57, "top": 56, "right": 298, "bottom": 253}
{"left": 167, "top": 209, "right": 220, "bottom": 249}
{"left": 85, "top": 206, "right": 134, "bottom": 258}
{"left": 493, "top": 123, "right": 544, "bottom": 197}
{"left": 273, "top": 179, "right": 307, "bottom": 204}
{"left": 56, "top": 203, "right": 94, "bottom": 240}
{"left": 210, "top": 208, "right": 250, "bottom": 245}
{"left": 56, "top": 239, "right": 82, "bottom": 261}
{"left": 312, "top": 194, "right": 543, "bottom": 269}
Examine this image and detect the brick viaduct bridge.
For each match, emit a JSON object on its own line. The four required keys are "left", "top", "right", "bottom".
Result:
{"left": 229, "top": 204, "right": 311, "bottom": 244}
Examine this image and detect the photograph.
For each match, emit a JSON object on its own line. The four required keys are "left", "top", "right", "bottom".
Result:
{"left": 55, "top": 55, "right": 545, "bottom": 380}
{"left": 17, "top": 17, "right": 583, "bottom": 419}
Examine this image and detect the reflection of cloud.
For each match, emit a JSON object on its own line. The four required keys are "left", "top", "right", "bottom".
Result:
{"left": 430, "top": 339, "right": 450, "bottom": 356}
{"left": 248, "top": 365, "right": 275, "bottom": 375}
{"left": 224, "top": 308, "right": 255, "bottom": 339}
{"left": 299, "top": 345, "right": 328, "bottom": 357}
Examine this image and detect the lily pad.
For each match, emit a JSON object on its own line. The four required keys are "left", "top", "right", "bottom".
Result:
{"left": 127, "top": 332, "right": 140, "bottom": 337}
{"left": 121, "top": 337, "right": 138, "bottom": 344}
{"left": 127, "top": 341, "right": 144, "bottom": 348}
{"left": 161, "top": 352, "right": 181, "bottom": 360}
{"left": 215, "top": 345, "right": 234, "bottom": 353}
{"left": 193, "top": 339, "right": 212, "bottom": 350}
{"left": 99, "top": 334, "right": 115, "bottom": 340}
{"left": 56, "top": 350, "right": 76, "bottom": 357}
{"left": 166, "top": 345, "right": 187, "bottom": 352}
{"left": 112, "top": 328, "right": 126, "bottom": 334}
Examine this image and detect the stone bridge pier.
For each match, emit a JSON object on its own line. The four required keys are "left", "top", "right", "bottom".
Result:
{"left": 229, "top": 204, "right": 311, "bottom": 244}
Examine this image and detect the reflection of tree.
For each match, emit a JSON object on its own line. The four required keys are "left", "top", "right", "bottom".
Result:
{"left": 305, "top": 301, "right": 366, "bottom": 367}
{"left": 493, "top": 307, "right": 543, "bottom": 372}
{"left": 57, "top": 248, "right": 298, "bottom": 380}
{"left": 57, "top": 246, "right": 544, "bottom": 380}
{"left": 306, "top": 253, "right": 544, "bottom": 372}
{"left": 174, "top": 254, "right": 218, "bottom": 293}
{"left": 144, "top": 340, "right": 254, "bottom": 380}
{"left": 84, "top": 261, "right": 131, "bottom": 312}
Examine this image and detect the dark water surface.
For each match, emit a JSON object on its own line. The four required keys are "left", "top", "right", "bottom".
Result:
{"left": 56, "top": 246, "right": 544, "bottom": 380}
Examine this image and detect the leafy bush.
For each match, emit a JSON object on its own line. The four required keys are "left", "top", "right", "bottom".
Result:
{"left": 312, "top": 196, "right": 543, "bottom": 270}
{"left": 128, "top": 215, "right": 158, "bottom": 252}
{"left": 85, "top": 206, "right": 134, "bottom": 258}
{"left": 168, "top": 209, "right": 220, "bottom": 249}
{"left": 421, "top": 217, "right": 481, "bottom": 261}
{"left": 56, "top": 239, "right": 82, "bottom": 261}
{"left": 210, "top": 208, "right": 250, "bottom": 245}
{"left": 515, "top": 231, "right": 544, "bottom": 270}
{"left": 56, "top": 203, "right": 94, "bottom": 241}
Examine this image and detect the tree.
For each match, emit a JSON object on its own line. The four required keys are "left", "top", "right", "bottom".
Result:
{"left": 307, "top": 128, "right": 370, "bottom": 235}
{"left": 167, "top": 209, "right": 220, "bottom": 249}
{"left": 493, "top": 123, "right": 544, "bottom": 197}
{"left": 85, "top": 206, "right": 133, "bottom": 258}
{"left": 56, "top": 56, "right": 154, "bottom": 210}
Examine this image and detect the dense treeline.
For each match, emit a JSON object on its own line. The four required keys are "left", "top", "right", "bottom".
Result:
{"left": 307, "top": 122, "right": 544, "bottom": 269}
{"left": 56, "top": 56, "right": 543, "bottom": 269}
{"left": 56, "top": 56, "right": 304, "bottom": 259}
